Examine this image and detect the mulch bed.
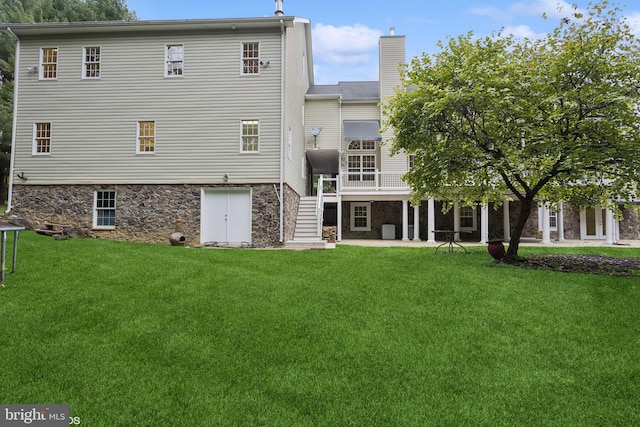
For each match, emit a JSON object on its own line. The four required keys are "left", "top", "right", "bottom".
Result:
{"left": 515, "top": 254, "right": 640, "bottom": 277}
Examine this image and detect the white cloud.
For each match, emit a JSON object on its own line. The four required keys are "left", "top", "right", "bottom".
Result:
{"left": 502, "top": 25, "right": 546, "bottom": 39}
{"left": 509, "top": 0, "right": 577, "bottom": 19}
{"left": 313, "top": 23, "right": 383, "bottom": 65}
{"left": 625, "top": 12, "right": 640, "bottom": 36}
{"left": 469, "top": 6, "right": 512, "bottom": 22}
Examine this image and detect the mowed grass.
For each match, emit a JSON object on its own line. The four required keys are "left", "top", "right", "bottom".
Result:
{"left": 1, "top": 232, "right": 639, "bottom": 426}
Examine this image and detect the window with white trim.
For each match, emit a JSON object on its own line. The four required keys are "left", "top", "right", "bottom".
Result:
{"left": 347, "top": 139, "right": 376, "bottom": 182}
{"left": 408, "top": 154, "right": 415, "bottom": 169}
{"left": 549, "top": 210, "right": 558, "bottom": 230}
{"left": 40, "top": 47, "right": 58, "bottom": 79}
{"left": 347, "top": 154, "right": 375, "bottom": 182}
{"left": 460, "top": 206, "right": 477, "bottom": 231}
{"left": 94, "top": 190, "right": 116, "bottom": 229}
{"left": 137, "top": 121, "right": 155, "bottom": 154}
{"left": 241, "top": 120, "right": 259, "bottom": 153}
{"left": 33, "top": 122, "right": 51, "bottom": 154}
{"left": 351, "top": 202, "right": 371, "bottom": 231}
{"left": 538, "top": 207, "right": 558, "bottom": 231}
{"left": 165, "top": 44, "right": 184, "bottom": 77}
{"left": 83, "top": 46, "right": 101, "bottom": 79}
{"left": 242, "top": 42, "right": 259, "bottom": 75}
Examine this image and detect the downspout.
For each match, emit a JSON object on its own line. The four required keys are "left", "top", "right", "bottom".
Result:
{"left": 337, "top": 94, "right": 343, "bottom": 241}
{"left": 6, "top": 27, "right": 20, "bottom": 212}
{"left": 279, "top": 19, "right": 286, "bottom": 242}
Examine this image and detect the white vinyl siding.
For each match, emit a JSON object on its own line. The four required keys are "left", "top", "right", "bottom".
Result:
{"left": 83, "top": 46, "right": 101, "bottom": 79}
{"left": 13, "top": 29, "right": 284, "bottom": 184}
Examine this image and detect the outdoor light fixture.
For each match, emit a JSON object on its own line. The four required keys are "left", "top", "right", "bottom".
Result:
{"left": 27, "top": 66, "right": 38, "bottom": 74}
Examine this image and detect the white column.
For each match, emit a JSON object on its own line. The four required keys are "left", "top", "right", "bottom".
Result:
{"left": 503, "top": 201, "right": 511, "bottom": 241}
{"left": 480, "top": 205, "right": 489, "bottom": 244}
{"left": 453, "top": 203, "right": 461, "bottom": 241}
{"left": 605, "top": 206, "right": 615, "bottom": 244}
{"left": 413, "top": 205, "right": 421, "bottom": 241}
{"left": 427, "top": 198, "right": 436, "bottom": 243}
{"left": 541, "top": 206, "right": 552, "bottom": 244}
{"left": 557, "top": 203, "right": 565, "bottom": 241}
{"left": 337, "top": 197, "right": 342, "bottom": 241}
{"left": 402, "top": 199, "right": 409, "bottom": 241}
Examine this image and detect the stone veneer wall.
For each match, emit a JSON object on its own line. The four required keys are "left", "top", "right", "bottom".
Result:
{"left": 619, "top": 206, "right": 639, "bottom": 240}
{"left": 11, "top": 184, "right": 283, "bottom": 247}
{"left": 282, "top": 184, "right": 300, "bottom": 242}
{"left": 339, "top": 199, "right": 638, "bottom": 242}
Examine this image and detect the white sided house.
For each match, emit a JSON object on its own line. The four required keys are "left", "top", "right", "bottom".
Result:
{"left": 2, "top": 4, "right": 638, "bottom": 246}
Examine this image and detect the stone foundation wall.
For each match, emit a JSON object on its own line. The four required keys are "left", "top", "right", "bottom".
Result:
{"left": 283, "top": 184, "right": 300, "bottom": 242}
{"left": 619, "top": 205, "right": 639, "bottom": 240}
{"left": 338, "top": 199, "right": 638, "bottom": 242}
{"left": 11, "top": 184, "right": 282, "bottom": 247}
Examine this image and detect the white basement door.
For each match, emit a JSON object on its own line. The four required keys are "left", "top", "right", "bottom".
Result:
{"left": 201, "top": 188, "right": 252, "bottom": 244}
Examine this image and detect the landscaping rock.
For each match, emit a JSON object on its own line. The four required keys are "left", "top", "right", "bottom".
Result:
{"left": 517, "top": 254, "right": 640, "bottom": 276}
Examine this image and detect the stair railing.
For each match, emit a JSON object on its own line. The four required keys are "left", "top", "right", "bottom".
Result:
{"left": 316, "top": 176, "right": 324, "bottom": 238}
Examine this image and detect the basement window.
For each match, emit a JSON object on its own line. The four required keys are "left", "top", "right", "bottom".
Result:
{"left": 94, "top": 190, "right": 116, "bottom": 229}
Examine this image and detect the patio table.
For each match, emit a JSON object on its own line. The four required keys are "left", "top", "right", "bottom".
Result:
{"left": 433, "top": 230, "right": 470, "bottom": 254}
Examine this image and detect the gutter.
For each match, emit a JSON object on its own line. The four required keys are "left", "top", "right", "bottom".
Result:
{"left": 5, "top": 27, "right": 19, "bottom": 213}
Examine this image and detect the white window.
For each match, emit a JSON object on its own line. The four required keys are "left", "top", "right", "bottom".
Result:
{"left": 83, "top": 46, "right": 101, "bottom": 79}
{"left": 351, "top": 202, "right": 371, "bottom": 231}
{"left": 94, "top": 190, "right": 116, "bottom": 229}
{"left": 408, "top": 154, "right": 415, "bottom": 169}
{"left": 242, "top": 42, "right": 259, "bottom": 75}
{"left": 241, "top": 120, "right": 259, "bottom": 153}
{"left": 348, "top": 140, "right": 376, "bottom": 151}
{"left": 459, "top": 206, "right": 477, "bottom": 231}
{"left": 347, "top": 154, "right": 376, "bottom": 182}
{"left": 33, "top": 122, "right": 51, "bottom": 155}
{"left": 40, "top": 47, "right": 58, "bottom": 79}
{"left": 549, "top": 210, "right": 558, "bottom": 230}
{"left": 137, "top": 121, "right": 155, "bottom": 154}
{"left": 347, "top": 139, "right": 376, "bottom": 182}
{"left": 165, "top": 44, "right": 184, "bottom": 77}
{"left": 538, "top": 207, "right": 558, "bottom": 231}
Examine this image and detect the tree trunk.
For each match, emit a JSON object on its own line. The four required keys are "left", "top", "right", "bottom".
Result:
{"left": 504, "top": 196, "right": 535, "bottom": 263}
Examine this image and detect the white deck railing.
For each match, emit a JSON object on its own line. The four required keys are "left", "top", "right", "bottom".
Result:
{"left": 339, "top": 171, "right": 409, "bottom": 191}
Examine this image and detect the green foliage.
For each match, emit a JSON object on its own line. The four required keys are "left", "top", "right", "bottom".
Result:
{"left": 383, "top": 1, "right": 640, "bottom": 259}
{"left": 2, "top": 233, "right": 640, "bottom": 425}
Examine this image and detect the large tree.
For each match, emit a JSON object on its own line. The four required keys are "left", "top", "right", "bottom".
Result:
{"left": 0, "top": 0, "right": 136, "bottom": 202}
{"left": 384, "top": 1, "right": 640, "bottom": 262}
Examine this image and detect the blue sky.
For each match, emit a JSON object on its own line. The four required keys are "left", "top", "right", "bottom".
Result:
{"left": 125, "top": 0, "right": 640, "bottom": 85}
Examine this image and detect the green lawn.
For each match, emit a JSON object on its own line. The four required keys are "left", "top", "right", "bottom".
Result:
{"left": 1, "top": 232, "right": 639, "bottom": 426}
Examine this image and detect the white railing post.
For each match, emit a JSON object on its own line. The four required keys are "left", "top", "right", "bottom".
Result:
{"left": 316, "top": 176, "right": 324, "bottom": 237}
